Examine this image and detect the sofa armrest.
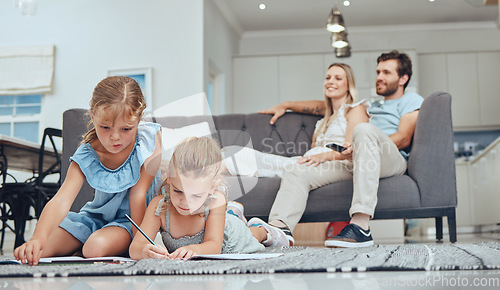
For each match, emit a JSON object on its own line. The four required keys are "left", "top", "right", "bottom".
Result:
{"left": 407, "top": 92, "right": 457, "bottom": 207}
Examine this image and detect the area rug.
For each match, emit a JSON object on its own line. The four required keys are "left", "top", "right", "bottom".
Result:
{"left": 1, "top": 242, "right": 499, "bottom": 278}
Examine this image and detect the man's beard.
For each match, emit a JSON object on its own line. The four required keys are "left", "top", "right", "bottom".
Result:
{"left": 376, "top": 80, "right": 398, "bottom": 97}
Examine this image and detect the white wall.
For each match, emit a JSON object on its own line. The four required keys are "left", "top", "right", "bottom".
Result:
{"left": 204, "top": 0, "right": 240, "bottom": 114}
{"left": 0, "top": 0, "right": 204, "bottom": 132}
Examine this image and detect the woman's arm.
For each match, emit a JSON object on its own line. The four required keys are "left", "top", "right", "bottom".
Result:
{"left": 259, "top": 100, "right": 326, "bottom": 125}
{"left": 338, "top": 104, "right": 370, "bottom": 160}
{"left": 169, "top": 192, "right": 226, "bottom": 259}
{"left": 344, "top": 104, "right": 370, "bottom": 144}
{"left": 129, "top": 195, "right": 168, "bottom": 260}
{"left": 14, "top": 162, "right": 85, "bottom": 265}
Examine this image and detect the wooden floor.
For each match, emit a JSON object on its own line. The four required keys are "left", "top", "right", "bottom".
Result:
{"left": 292, "top": 222, "right": 329, "bottom": 247}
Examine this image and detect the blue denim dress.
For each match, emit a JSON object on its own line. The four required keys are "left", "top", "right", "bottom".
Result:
{"left": 59, "top": 122, "right": 162, "bottom": 243}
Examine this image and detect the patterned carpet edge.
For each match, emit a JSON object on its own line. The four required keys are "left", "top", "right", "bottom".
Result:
{"left": 1, "top": 242, "right": 499, "bottom": 277}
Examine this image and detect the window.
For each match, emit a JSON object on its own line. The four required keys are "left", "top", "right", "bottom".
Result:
{"left": 0, "top": 94, "right": 42, "bottom": 143}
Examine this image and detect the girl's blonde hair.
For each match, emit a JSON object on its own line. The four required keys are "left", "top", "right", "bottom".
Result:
{"left": 317, "top": 63, "right": 359, "bottom": 136}
{"left": 82, "top": 76, "right": 146, "bottom": 144}
{"left": 160, "top": 137, "right": 227, "bottom": 208}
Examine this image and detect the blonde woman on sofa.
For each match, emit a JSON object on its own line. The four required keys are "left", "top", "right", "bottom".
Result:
{"left": 223, "top": 63, "right": 371, "bottom": 247}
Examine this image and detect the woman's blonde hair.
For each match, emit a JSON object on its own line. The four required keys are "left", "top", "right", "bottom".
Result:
{"left": 317, "top": 63, "right": 359, "bottom": 136}
{"left": 160, "top": 137, "right": 227, "bottom": 208}
{"left": 82, "top": 76, "right": 146, "bottom": 144}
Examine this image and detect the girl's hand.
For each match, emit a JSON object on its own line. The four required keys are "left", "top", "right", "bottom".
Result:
{"left": 169, "top": 246, "right": 198, "bottom": 260}
{"left": 14, "top": 239, "right": 43, "bottom": 266}
{"left": 297, "top": 152, "right": 331, "bottom": 167}
{"left": 142, "top": 244, "right": 169, "bottom": 259}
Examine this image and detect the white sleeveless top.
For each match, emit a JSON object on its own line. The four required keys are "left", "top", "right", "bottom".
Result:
{"left": 313, "top": 99, "right": 371, "bottom": 147}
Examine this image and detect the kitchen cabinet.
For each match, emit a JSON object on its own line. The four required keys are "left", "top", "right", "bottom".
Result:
{"left": 278, "top": 54, "right": 324, "bottom": 103}
{"left": 455, "top": 161, "right": 473, "bottom": 226}
{"left": 452, "top": 138, "right": 500, "bottom": 228}
{"left": 419, "top": 51, "right": 500, "bottom": 130}
{"left": 233, "top": 54, "right": 325, "bottom": 113}
{"left": 233, "top": 50, "right": 418, "bottom": 113}
{"left": 434, "top": 138, "right": 500, "bottom": 237}
{"left": 233, "top": 56, "right": 279, "bottom": 113}
{"left": 477, "top": 52, "right": 500, "bottom": 127}
{"left": 447, "top": 53, "right": 481, "bottom": 128}
{"left": 470, "top": 138, "right": 500, "bottom": 225}
{"left": 418, "top": 54, "right": 448, "bottom": 99}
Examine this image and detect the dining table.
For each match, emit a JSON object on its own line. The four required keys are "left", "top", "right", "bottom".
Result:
{"left": 0, "top": 134, "right": 59, "bottom": 249}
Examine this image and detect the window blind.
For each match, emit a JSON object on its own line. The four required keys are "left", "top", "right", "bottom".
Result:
{"left": 0, "top": 45, "right": 55, "bottom": 95}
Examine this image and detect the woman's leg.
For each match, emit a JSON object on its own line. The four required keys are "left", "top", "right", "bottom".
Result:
{"left": 255, "top": 151, "right": 297, "bottom": 178}
{"left": 222, "top": 145, "right": 296, "bottom": 178}
{"left": 82, "top": 226, "right": 131, "bottom": 258}
{"left": 268, "top": 161, "right": 353, "bottom": 232}
{"left": 41, "top": 227, "right": 83, "bottom": 258}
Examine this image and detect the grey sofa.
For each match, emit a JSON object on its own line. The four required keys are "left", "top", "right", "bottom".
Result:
{"left": 62, "top": 91, "right": 457, "bottom": 242}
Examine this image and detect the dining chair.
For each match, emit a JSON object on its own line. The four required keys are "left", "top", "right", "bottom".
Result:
{"left": 31, "top": 128, "right": 62, "bottom": 218}
{"left": 0, "top": 127, "right": 62, "bottom": 249}
{"left": 0, "top": 175, "right": 16, "bottom": 251}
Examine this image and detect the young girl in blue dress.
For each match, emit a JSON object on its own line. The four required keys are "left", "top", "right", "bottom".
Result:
{"left": 14, "top": 76, "right": 162, "bottom": 265}
{"left": 129, "top": 137, "right": 286, "bottom": 260}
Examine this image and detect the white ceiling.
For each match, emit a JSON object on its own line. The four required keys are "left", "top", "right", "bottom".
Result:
{"left": 215, "top": 0, "right": 499, "bottom": 32}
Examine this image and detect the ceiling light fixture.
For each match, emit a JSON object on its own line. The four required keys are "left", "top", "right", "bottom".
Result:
{"left": 331, "top": 31, "right": 349, "bottom": 48}
{"left": 259, "top": 4, "right": 266, "bottom": 10}
{"left": 326, "top": 4, "right": 351, "bottom": 58}
{"left": 335, "top": 45, "right": 351, "bottom": 58}
{"left": 326, "top": 6, "right": 345, "bottom": 33}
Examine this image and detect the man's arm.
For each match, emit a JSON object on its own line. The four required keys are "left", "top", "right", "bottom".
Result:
{"left": 259, "top": 100, "right": 326, "bottom": 124}
{"left": 389, "top": 110, "right": 419, "bottom": 150}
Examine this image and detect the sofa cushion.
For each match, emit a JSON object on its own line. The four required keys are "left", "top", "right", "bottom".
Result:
{"left": 161, "top": 121, "right": 212, "bottom": 160}
{"left": 215, "top": 113, "right": 321, "bottom": 157}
